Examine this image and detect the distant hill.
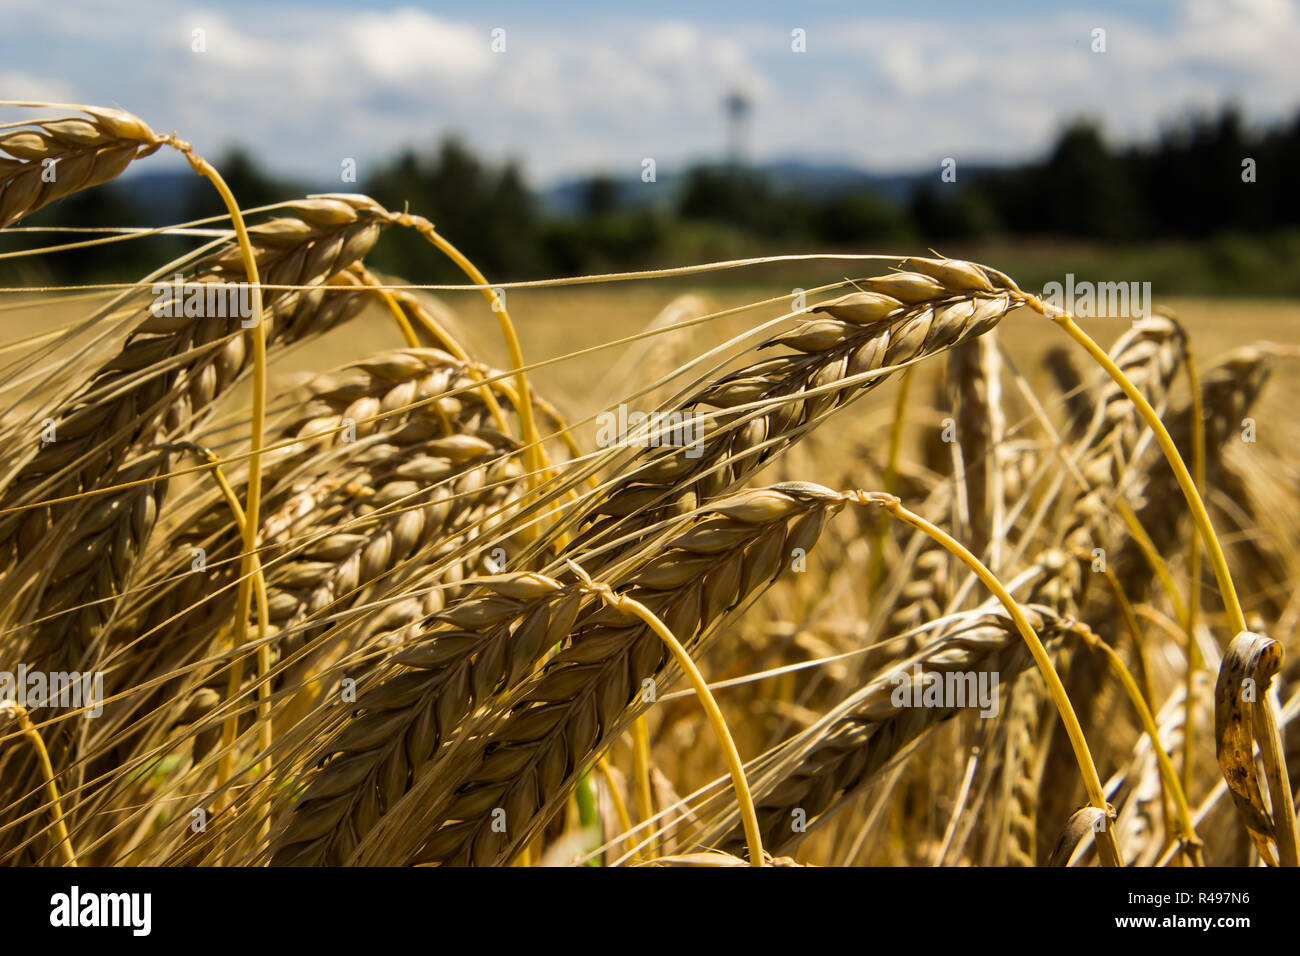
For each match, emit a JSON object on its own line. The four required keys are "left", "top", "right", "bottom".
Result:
{"left": 115, "top": 171, "right": 204, "bottom": 226}
{"left": 112, "top": 157, "right": 1010, "bottom": 224}
{"left": 538, "top": 159, "right": 941, "bottom": 216}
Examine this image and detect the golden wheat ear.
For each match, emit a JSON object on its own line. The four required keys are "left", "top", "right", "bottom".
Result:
{"left": 0, "top": 107, "right": 162, "bottom": 229}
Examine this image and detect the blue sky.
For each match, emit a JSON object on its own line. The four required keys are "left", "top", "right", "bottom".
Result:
{"left": 4, "top": 0, "right": 1297, "bottom": 185}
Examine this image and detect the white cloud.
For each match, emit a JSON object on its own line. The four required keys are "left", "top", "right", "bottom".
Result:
{"left": 0, "top": 71, "right": 79, "bottom": 104}
{"left": 349, "top": 7, "right": 492, "bottom": 84}
{"left": 0, "top": 1, "right": 1296, "bottom": 184}
{"left": 642, "top": 21, "right": 700, "bottom": 64}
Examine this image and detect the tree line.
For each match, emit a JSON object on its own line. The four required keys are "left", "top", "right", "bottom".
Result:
{"left": 8, "top": 106, "right": 1299, "bottom": 287}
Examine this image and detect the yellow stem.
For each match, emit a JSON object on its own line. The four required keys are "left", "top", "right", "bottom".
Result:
{"left": 1071, "top": 628, "right": 1203, "bottom": 865}
{"left": 870, "top": 367, "right": 913, "bottom": 596}
{"left": 1253, "top": 689, "right": 1300, "bottom": 867}
{"left": 1185, "top": 352, "right": 1206, "bottom": 796}
{"left": 595, "top": 757, "right": 637, "bottom": 863}
{"left": 631, "top": 717, "right": 656, "bottom": 860}
{"left": 1100, "top": 567, "right": 1174, "bottom": 852}
{"left": 1099, "top": 570, "right": 1158, "bottom": 722}
{"left": 571, "top": 563, "right": 765, "bottom": 867}
{"left": 860, "top": 493, "right": 1122, "bottom": 866}
{"left": 1114, "top": 498, "right": 1190, "bottom": 628}
{"left": 347, "top": 266, "right": 517, "bottom": 436}
{"left": 1039, "top": 307, "right": 1246, "bottom": 635}
{"left": 165, "top": 142, "right": 267, "bottom": 804}
{"left": 402, "top": 219, "right": 546, "bottom": 486}
{"left": 1, "top": 703, "right": 77, "bottom": 866}
{"left": 490, "top": 379, "right": 592, "bottom": 516}
{"left": 397, "top": 217, "right": 582, "bottom": 548}
{"left": 363, "top": 279, "right": 420, "bottom": 347}
{"left": 201, "top": 454, "right": 273, "bottom": 785}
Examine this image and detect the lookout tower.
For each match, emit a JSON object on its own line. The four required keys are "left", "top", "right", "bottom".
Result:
{"left": 724, "top": 90, "right": 751, "bottom": 166}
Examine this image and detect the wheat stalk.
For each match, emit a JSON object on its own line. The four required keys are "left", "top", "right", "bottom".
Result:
{"left": 556, "top": 258, "right": 1025, "bottom": 561}
{"left": 0, "top": 198, "right": 388, "bottom": 674}
{"left": 75, "top": 349, "right": 531, "bottom": 823}
{"left": 271, "top": 483, "right": 844, "bottom": 865}
{"left": 709, "top": 599, "right": 1077, "bottom": 854}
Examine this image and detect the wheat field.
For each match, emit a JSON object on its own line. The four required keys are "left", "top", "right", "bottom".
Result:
{"left": 1, "top": 104, "right": 1298, "bottom": 869}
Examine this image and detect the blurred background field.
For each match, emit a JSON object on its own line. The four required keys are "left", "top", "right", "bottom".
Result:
{"left": 5, "top": 111, "right": 1300, "bottom": 296}
{"left": 6, "top": 283, "right": 1299, "bottom": 463}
